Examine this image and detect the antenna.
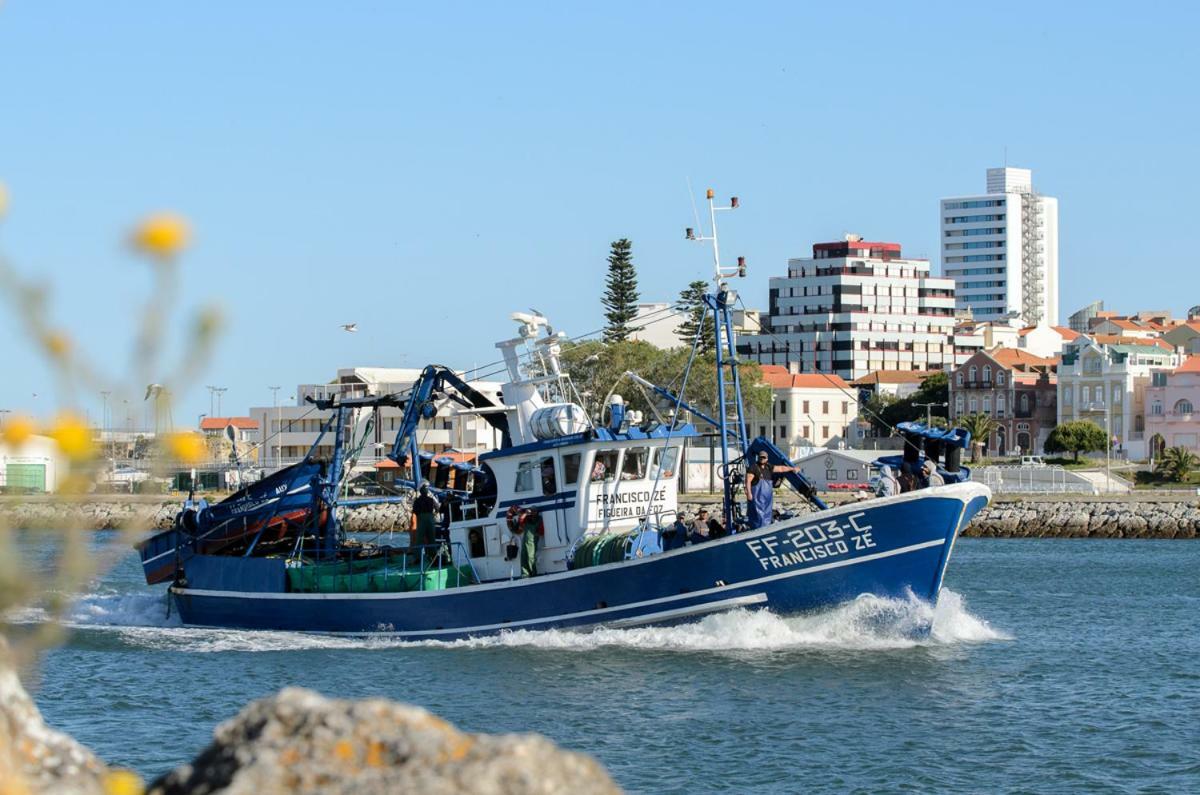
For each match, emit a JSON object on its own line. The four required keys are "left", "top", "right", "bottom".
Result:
{"left": 684, "top": 187, "right": 745, "bottom": 286}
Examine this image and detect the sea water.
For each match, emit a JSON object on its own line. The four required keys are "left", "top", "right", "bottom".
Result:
{"left": 12, "top": 533, "right": 1200, "bottom": 793}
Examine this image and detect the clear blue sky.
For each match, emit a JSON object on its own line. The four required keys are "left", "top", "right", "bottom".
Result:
{"left": 2, "top": 1, "right": 1197, "bottom": 426}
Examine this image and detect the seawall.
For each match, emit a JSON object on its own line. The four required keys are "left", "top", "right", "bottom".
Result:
{"left": 2, "top": 494, "right": 1198, "bottom": 538}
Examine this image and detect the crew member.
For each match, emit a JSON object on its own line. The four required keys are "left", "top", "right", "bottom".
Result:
{"left": 511, "top": 507, "right": 540, "bottom": 578}
{"left": 744, "top": 451, "right": 797, "bottom": 530}
{"left": 663, "top": 514, "right": 689, "bottom": 551}
{"left": 922, "top": 459, "right": 945, "bottom": 488}
{"left": 875, "top": 464, "right": 900, "bottom": 497}
{"left": 411, "top": 483, "right": 438, "bottom": 549}
{"left": 689, "top": 509, "right": 711, "bottom": 544}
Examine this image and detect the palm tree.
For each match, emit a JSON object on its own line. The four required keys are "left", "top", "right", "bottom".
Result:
{"left": 957, "top": 412, "right": 998, "bottom": 463}
{"left": 1155, "top": 446, "right": 1199, "bottom": 482}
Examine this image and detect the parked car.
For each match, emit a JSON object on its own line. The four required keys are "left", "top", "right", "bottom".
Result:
{"left": 1020, "top": 455, "right": 1047, "bottom": 468}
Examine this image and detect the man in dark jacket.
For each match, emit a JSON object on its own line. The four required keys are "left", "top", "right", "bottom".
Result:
{"left": 411, "top": 484, "right": 438, "bottom": 548}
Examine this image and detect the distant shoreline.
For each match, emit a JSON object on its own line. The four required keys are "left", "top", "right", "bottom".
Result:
{"left": 2, "top": 494, "right": 1197, "bottom": 538}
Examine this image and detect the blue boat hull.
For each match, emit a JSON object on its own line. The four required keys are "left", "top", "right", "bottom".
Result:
{"left": 170, "top": 483, "right": 990, "bottom": 639}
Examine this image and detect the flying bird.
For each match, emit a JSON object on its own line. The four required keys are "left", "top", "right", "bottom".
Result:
{"left": 340, "top": 323, "right": 358, "bottom": 333}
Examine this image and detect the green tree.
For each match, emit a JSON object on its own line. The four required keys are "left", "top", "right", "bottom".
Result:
{"left": 1044, "top": 420, "right": 1108, "bottom": 462}
{"left": 958, "top": 412, "right": 999, "bottom": 462}
{"left": 601, "top": 238, "right": 639, "bottom": 343}
{"left": 675, "top": 280, "right": 715, "bottom": 353}
{"left": 859, "top": 372, "right": 949, "bottom": 433}
{"left": 1155, "top": 446, "right": 1198, "bottom": 482}
{"left": 557, "top": 340, "right": 771, "bottom": 429}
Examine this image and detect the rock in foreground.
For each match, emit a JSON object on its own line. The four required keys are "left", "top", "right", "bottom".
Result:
{"left": 150, "top": 687, "right": 620, "bottom": 795}
{"left": 0, "top": 659, "right": 110, "bottom": 794}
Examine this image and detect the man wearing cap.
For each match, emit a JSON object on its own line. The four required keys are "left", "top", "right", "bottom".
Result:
{"left": 744, "top": 451, "right": 798, "bottom": 530}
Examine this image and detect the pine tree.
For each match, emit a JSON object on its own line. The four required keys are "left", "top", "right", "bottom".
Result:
{"left": 675, "top": 279, "right": 715, "bottom": 353}
{"left": 602, "top": 239, "right": 639, "bottom": 343}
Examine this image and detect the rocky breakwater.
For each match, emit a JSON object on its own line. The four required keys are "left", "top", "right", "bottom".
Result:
{"left": 679, "top": 494, "right": 1200, "bottom": 539}
{"left": 965, "top": 498, "right": 1200, "bottom": 539}
{"left": 0, "top": 499, "right": 412, "bottom": 534}
{"left": 0, "top": 499, "right": 178, "bottom": 531}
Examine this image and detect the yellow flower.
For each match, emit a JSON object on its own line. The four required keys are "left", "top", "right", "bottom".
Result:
{"left": 2, "top": 415, "right": 36, "bottom": 448}
{"left": 43, "top": 330, "right": 71, "bottom": 359}
{"left": 332, "top": 739, "right": 356, "bottom": 763}
{"left": 49, "top": 413, "right": 95, "bottom": 461}
{"left": 164, "top": 431, "right": 206, "bottom": 464}
{"left": 130, "top": 213, "right": 190, "bottom": 259}
{"left": 103, "top": 770, "right": 145, "bottom": 795}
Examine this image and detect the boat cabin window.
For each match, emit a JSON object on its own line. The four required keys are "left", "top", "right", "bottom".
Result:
{"left": 621, "top": 447, "right": 649, "bottom": 480}
{"left": 651, "top": 446, "right": 679, "bottom": 479}
{"left": 562, "top": 453, "right": 582, "bottom": 485}
{"left": 514, "top": 457, "right": 554, "bottom": 494}
{"left": 467, "top": 527, "right": 486, "bottom": 557}
{"left": 590, "top": 450, "right": 620, "bottom": 482}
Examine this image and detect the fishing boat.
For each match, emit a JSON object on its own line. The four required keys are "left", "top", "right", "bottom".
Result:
{"left": 138, "top": 190, "right": 991, "bottom": 638}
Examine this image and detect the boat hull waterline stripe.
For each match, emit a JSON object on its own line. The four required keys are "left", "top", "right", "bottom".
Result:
{"left": 173, "top": 537, "right": 944, "bottom": 637}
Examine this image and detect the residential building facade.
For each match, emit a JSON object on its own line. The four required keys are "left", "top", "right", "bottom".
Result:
{"left": 1163, "top": 321, "right": 1200, "bottom": 356}
{"left": 950, "top": 348, "right": 1058, "bottom": 456}
{"left": 249, "top": 367, "right": 505, "bottom": 470}
{"left": 941, "top": 167, "right": 1059, "bottom": 327}
{"left": 1017, "top": 323, "right": 1079, "bottom": 359}
{"left": 738, "top": 235, "right": 961, "bottom": 380}
{"left": 1057, "top": 338, "right": 1182, "bottom": 460}
{"left": 749, "top": 365, "right": 859, "bottom": 458}
{"left": 849, "top": 370, "right": 935, "bottom": 400}
{"left": 1144, "top": 356, "right": 1200, "bottom": 456}
{"left": 198, "top": 416, "right": 259, "bottom": 444}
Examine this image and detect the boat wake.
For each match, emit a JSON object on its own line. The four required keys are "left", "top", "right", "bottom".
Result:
{"left": 436, "top": 588, "right": 1009, "bottom": 652}
{"left": 11, "top": 587, "right": 1007, "bottom": 654}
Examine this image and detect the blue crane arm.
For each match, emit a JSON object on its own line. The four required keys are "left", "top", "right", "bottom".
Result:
{"left": 623, "top": 371, "right": 729, "bottom": 435}
{"left": 386, "top": 365, "right": 509, "bottom": 470}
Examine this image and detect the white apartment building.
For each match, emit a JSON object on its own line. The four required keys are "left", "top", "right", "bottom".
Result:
{"left": 748, "top": 365, "right": 859, "bottom": 458}
{"left": 628, "top": 303, "right": 686, "bottom": 349}
{"left": 738, "top": 236, "right": 961, "bottom": 381}
{"left": 941, "top": 167, "right": 1059, "bottom": 327}
{"left": 1057, "top": 338, "right": 1181, "bottom": 461}
{"left": 249, "top": 367, "right": 506, "bottom": 471}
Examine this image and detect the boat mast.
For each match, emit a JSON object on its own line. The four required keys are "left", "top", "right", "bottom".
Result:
{"left": 687, "top": 189, "right": 749, "bottom": 531}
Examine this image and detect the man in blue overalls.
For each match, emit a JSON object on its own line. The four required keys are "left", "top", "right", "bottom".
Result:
{"left": 744, "top": 450, "right": 798, "bottom": 530}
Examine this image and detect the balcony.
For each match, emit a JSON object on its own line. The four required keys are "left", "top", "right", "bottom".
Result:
{"left": 1145, "top": 411, "right": 1196, "bottom": 424}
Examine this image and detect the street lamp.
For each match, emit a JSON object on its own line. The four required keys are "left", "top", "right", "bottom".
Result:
{"left": 206, "top": 385, "right": 228, "bottom": 418}
{"left": 269, "top": 386, "right": 281, "bottom": 469}
{"left": 914, "top": 401, "right": 948, "bottom": 427}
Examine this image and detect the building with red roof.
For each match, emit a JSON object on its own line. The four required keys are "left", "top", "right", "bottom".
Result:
{"left": 198, "top": 416, "right": 260, "bottom": 443}
{"left": 1144, "top": 356, "right": 1200, "bottom": 457}
{"left": 749, "top": 364, "right": 859, "bottom": 457}
{"left": 738, "top": 234, "right": 963, "bottom": 381}
{"left": 950, "top": 347, "right": 1058, "bottom": 455}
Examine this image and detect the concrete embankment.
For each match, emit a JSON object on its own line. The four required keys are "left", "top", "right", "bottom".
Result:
{"left": 2, "top": 494, "right": 1198, "bottom": 538}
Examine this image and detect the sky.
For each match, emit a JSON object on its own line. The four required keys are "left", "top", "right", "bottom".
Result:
{"left": 1, "top": 1, "right": 1198, "bottom": 427}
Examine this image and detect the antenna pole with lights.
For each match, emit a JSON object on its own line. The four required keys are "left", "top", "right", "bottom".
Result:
{"left": 684, "top": 187, "right": 750, "bottom": 532}
{"left": 685, "top": 188, "right": 746, "bottom": 288}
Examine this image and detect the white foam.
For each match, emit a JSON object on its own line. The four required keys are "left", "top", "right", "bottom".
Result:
{"left": 431, "top": 588, "right": 1010, "bottom": 652}
{"left": 13, "top": 587, "right": 1008, "bottom": 654}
